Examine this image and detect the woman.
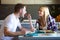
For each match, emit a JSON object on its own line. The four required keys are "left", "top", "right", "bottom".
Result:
{"left": 37, "top": 6, "right": 57, "bottom": 31}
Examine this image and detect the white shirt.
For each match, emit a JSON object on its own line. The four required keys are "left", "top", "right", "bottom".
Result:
{"left": 4, "top": 13, "right": 21, "bottom": 32}
{"left": 2, "top": 13, "right": 21, "bottom": 40}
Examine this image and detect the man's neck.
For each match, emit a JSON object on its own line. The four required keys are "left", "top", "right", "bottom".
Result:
{"left": 14, "top": 13, "right": 20, "bottom": 18}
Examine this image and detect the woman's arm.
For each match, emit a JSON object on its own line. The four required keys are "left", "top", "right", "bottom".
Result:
{"left": 47, "top": 15, "right": 57, "bottom": 31}
{"left": 27, "top": 14, "right": 36, "bottom": 32}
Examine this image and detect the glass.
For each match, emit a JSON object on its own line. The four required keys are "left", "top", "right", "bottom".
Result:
{"left": 58, "top": 22, "right": 60, "bottom": 30}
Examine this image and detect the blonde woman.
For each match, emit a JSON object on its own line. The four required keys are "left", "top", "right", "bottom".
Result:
{"left": 36, "top": 6, "right": 57, "bottom": 31}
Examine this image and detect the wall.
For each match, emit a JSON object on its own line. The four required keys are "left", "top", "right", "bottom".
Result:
{"left": 1, "top": 0, "right": 60, "bottom": 4}
{"left": 0, "top": 0, "right": 60, "bottom": 20}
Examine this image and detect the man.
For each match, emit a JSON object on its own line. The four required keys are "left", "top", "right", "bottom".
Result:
{"left": 2, "top": 3, "right": 35, "bottom": 40}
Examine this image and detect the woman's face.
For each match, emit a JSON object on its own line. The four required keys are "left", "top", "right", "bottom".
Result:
{"left": 38, "top": 9, "right": 44, "bottom": 17}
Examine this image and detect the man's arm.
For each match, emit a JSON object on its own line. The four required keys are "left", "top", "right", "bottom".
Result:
{"left": 4, "top": 27, "right": 25, "bottom": 37}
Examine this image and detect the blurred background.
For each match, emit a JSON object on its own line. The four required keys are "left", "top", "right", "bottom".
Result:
{"left": 0, "top": 0, "right": 60, "bottom": 22}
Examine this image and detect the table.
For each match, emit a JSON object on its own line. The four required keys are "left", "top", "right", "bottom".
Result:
{"left": 18, "top": 30, "right": 60, "bottom": 40}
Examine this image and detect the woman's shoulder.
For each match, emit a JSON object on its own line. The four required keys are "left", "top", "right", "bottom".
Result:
{"left": 48, "top": 15, "right": 55, "bottom": 19}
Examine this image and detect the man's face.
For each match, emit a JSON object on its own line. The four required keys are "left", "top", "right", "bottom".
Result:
{"left": 22, "top": 6, "right": 27, "bottom": 18}
{"left": 18, "top": 6, "right": 27, "bottom": 18}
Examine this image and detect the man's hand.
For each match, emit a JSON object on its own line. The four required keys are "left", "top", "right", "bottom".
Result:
{"left": 21, "top": 28, "right": 28, "bottom": 34}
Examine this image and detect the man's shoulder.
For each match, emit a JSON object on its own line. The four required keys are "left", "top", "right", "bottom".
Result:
{"left": 5, "top": 13, "right": 14, "bottom": 20}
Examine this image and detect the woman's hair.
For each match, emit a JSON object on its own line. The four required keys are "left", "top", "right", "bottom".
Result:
{"left": 38, "top": 6, "right": 50, "bottom": 28}
{"left": 39, "top": 6, "right": 50, "bottom": 20}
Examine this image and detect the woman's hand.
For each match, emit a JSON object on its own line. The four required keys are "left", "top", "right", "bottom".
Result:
{"left": 27, "top": 14, "right": 32, "bottom": 20}
{"left": 30, "top": 28, "right": 36, "bottom": 32}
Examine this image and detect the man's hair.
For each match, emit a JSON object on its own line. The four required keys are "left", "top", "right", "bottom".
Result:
{"left": 14, "top": 3, "right": 24, "bottom": 13}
